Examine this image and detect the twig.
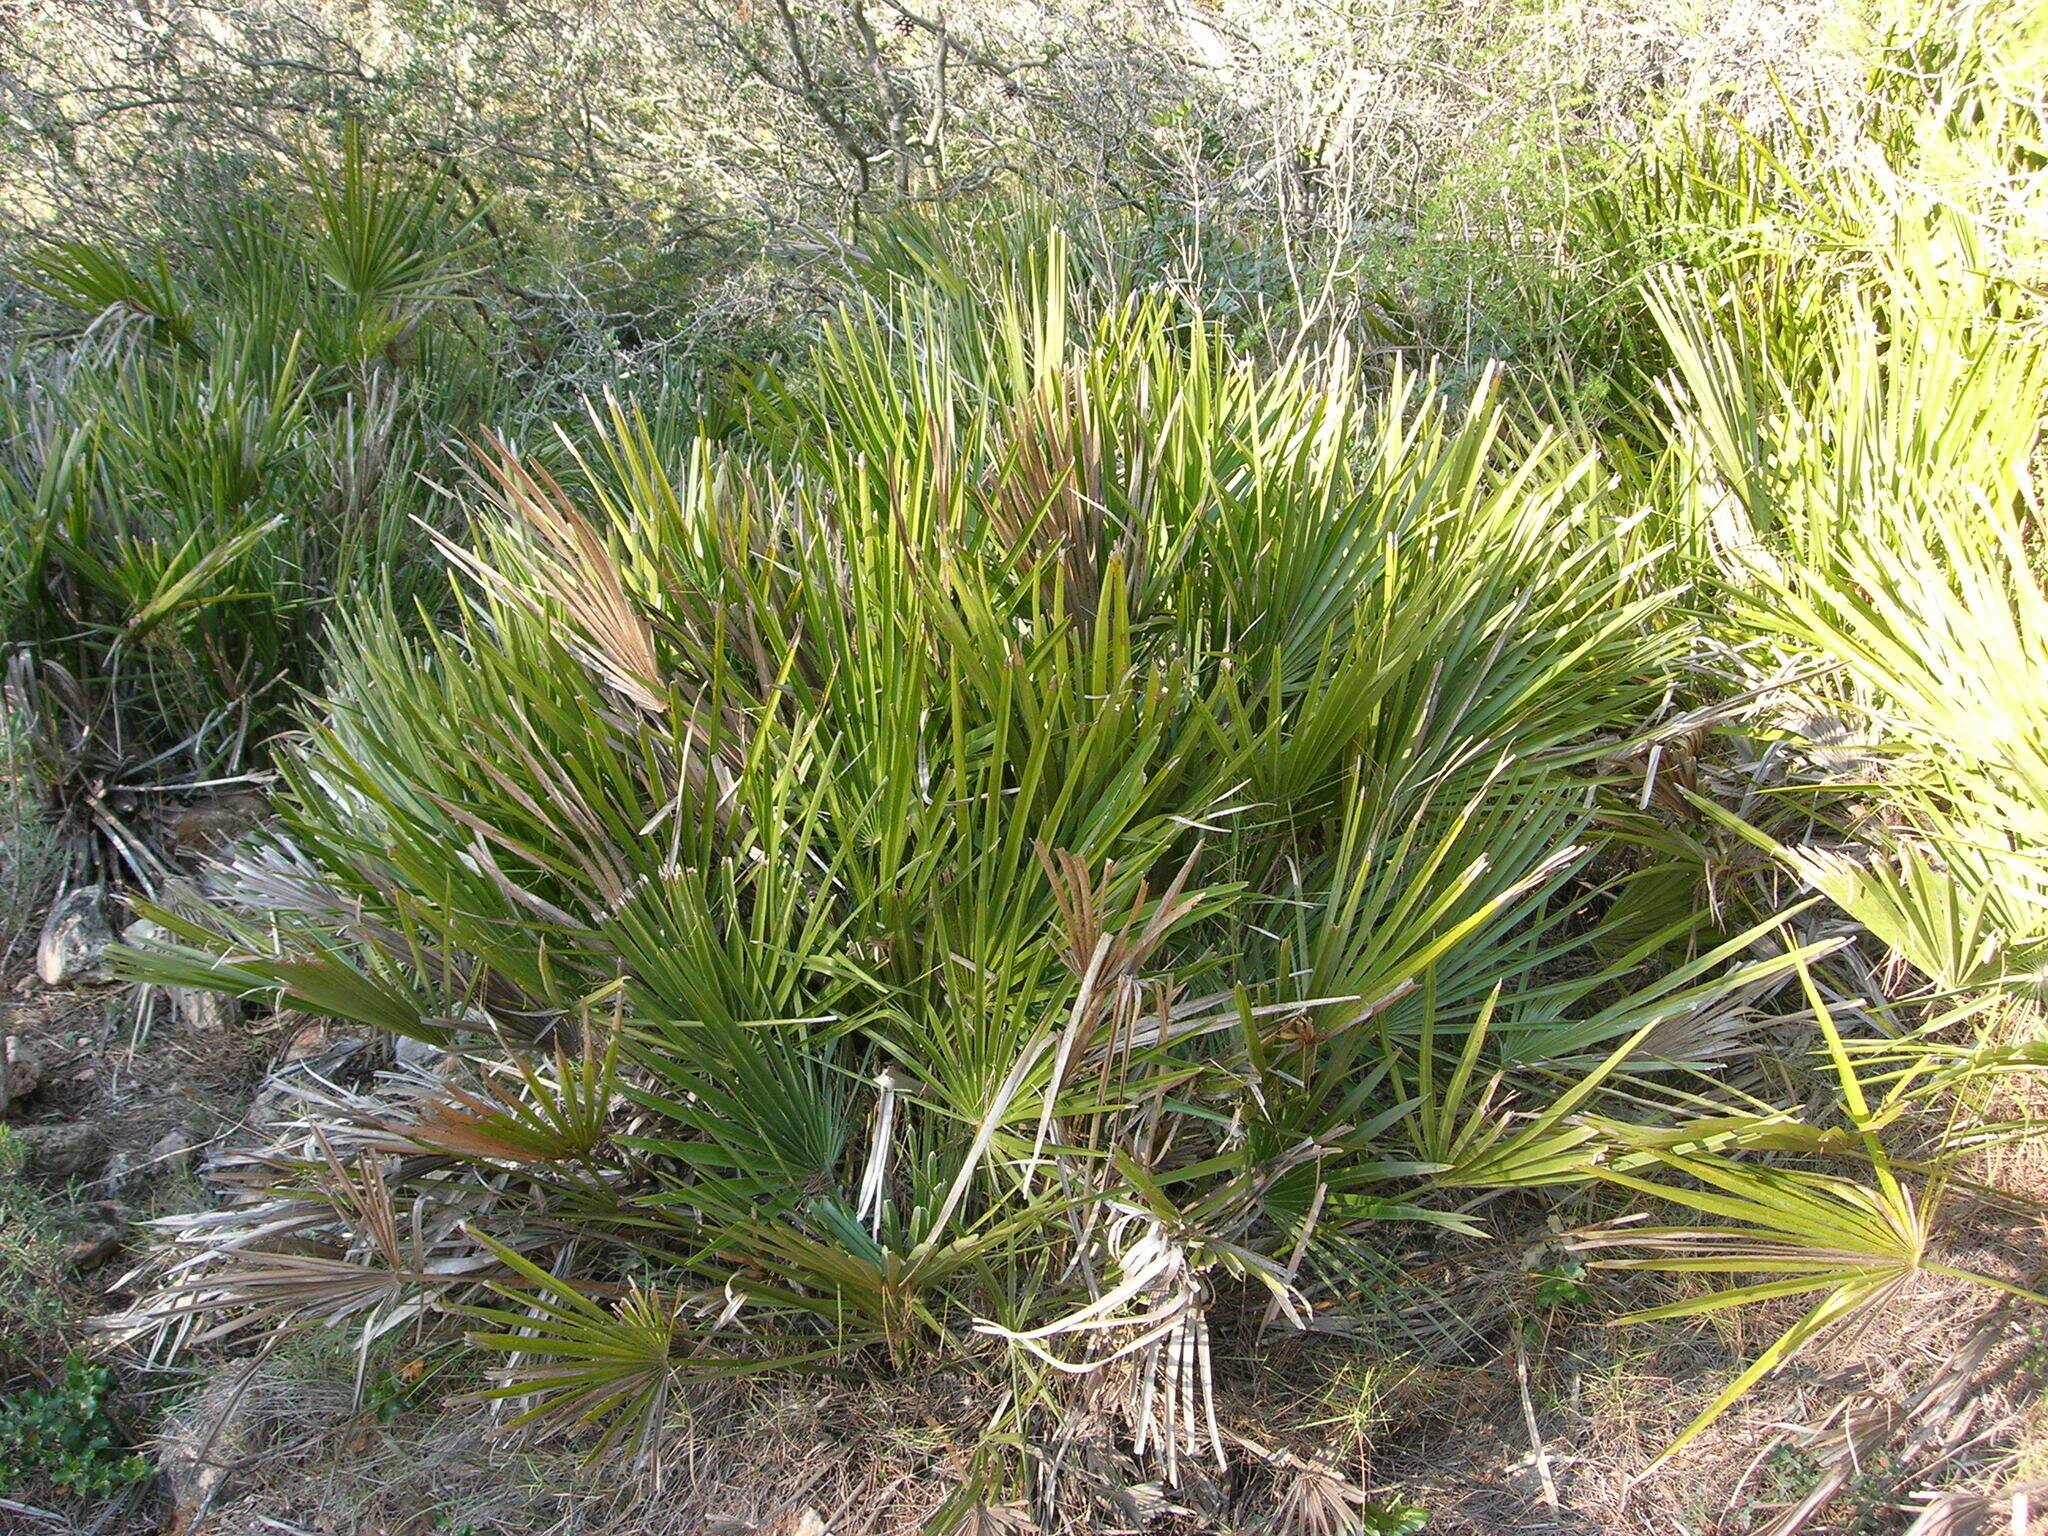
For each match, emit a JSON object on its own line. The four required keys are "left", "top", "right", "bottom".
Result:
{"left": 1515, "top": 1330, "right": 1560, "bottom": 1510}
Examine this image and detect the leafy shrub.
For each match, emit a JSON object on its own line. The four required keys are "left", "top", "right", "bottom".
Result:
{"left": 0, "top": 1351, "right": 150, "bottom": 1499}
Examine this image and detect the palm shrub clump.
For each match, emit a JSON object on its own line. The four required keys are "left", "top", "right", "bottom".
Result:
{"left": 1514, "top": 0, "right": 2048, "bottom": 1481}
{"left": 61, "top": 0, "right": 2048, "bottom": 1514}
{"left": 1610, "top": 0, "right": 2048, "bottom": 1000}
{"left": 0, "top": 130, "right": 494, "bottom": 881}
{"left": 124, "top": 261, "right": 1827, "bottom": 1489}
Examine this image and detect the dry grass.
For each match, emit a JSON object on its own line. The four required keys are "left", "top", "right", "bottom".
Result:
{"left": 132, "top": 1203, "right": 2048, "bottom": 1536}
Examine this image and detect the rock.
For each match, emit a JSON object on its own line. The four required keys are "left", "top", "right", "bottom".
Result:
{"left": 66, "top": 1222, "right": 124, "bottom": 1271}
{"left": 102, "top": 1147, "right": 144, "bottom": 1197}
{"left": 149, "top": 1127, "right": 194, "bottom": 1176}
{"left": 17, "top": 1120, "right": 108, "bottom": 1180}
{"left": 395, "top": 1033, "right": 448, "bottom": 1071}
{"left": 126, "top": 921, "right": 243, "bottom": 1030}
{"left": 37, "top": 885, "right": 117, "bottom": 985}
{"left": 162, "top": 793, "right": 268, "bottom": 859}
{"left": 123, "top": 916, "right": 168, "bottom": 948}
{"left": 2, "top": 1034, "right": 50, "bottom": 1114}
{"left": 174, "top": 986, "right": 239, "bottom": 1032}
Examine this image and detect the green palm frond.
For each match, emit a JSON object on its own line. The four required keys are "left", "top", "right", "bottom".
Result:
{"left": 1584, "top": 960, "right": 2046, "bottom": 1462}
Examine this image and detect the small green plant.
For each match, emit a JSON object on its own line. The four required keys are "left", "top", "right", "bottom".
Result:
{"left": 361, "top": 1356, "right": 437, "bottom": 1425}
{"left": 1302, "top": 1359, "right": 1412, "bottom": 1455}
{"left": 0, "top": 1351, "right": 150, "bottom": 1498}
{"left": 1840, "top": 1446, "right": 1908, "bottom": 1534}
{"left": 1740, "top": 1443, "right": 1824, "bottom": 1520}
{"left": 1360, "top": 1495, "right": 1430, "bottom": 1536}
{"left": 1528, "top": 1256, "right": 1595, "bottom": 1311}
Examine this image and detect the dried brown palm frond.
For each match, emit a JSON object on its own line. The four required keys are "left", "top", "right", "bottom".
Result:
{"left": 1028, "top": 1409, "right": 1132, "bottom": 1530}
{"left": 947, "top": 1498, "right": 1038, "bottom": 1536}
{"left": 1040, "top": 846, "right": 1203, "bottom": 998}
{"left": 977, "top": 1213, "right": 1241, "bottom": 1485}
{"left": 436, "top": 448, "right": 769, "bottom": 867}
{"left": 103, "top": 1076, "right": 558, "bottom": 1364}
{"left": 988, "top": 367, "right": 1125, "bottom": 631}
{"left": 1212, "top": 1425, "right": 1376, "bottom": 1536}
{"left": 464, "top": 442, "right": 669, "bottom": 713}
{"left": 1031, "top": 843, "right": 1205, "bottom": 1172}
{"left": 375, "top": 1018, "right": 622, "bottom": 1165}
{"left": 1621, "top": 963, "right": 1806, "bottom": 1069}
{"left": 1903, "top": 1478, "right": 2048, "bottom": 1536}
{"left": 1263, "top": 1454, "right": 1375, "bottom": 1536}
